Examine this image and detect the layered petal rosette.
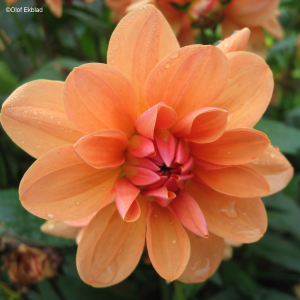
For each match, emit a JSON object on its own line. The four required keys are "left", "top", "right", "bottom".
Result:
{"left": 0, "top": 5, "right": 293, "bottom": 287}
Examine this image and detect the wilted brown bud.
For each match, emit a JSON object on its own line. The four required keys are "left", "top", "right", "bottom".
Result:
{"left": 188, "top": 0, "right": 223, "bottom": 27}
{"left": 2, "top": 244, "right": 63, "bottom": 288}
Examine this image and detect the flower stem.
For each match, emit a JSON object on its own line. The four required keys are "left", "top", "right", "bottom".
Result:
{"left": 0, "top": 280, "right": 24, "bottom": 300}
{"left": 10, "top": 10, "right": 38, "bottom": 70}
{"left": 0, "top": 30, "right": 26, "bottom": 77}
{"left": 174, "top": 281, "right": 187, "bottom": 300}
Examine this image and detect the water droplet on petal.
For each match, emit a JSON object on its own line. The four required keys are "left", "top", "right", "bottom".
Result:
{"left": 24, "top": 110, "right": 28, "bottom": 114}
{"left": 118, "top": 246, "right": 124, "bottom": 254}
{"left": 172, "top": 240, "right": 176, "bottom": 244}
{"left": 50, "top": 116, "right": 54, "bottom": 119}
{"left": 270, "top": 153, "right": 275, "bottom": 158}
{"left": 224, "top": 42, "right": 229, "bottom": 48}
{"left": 33, "top": 111, "right": 37, "bottom": 115}
{"left": 48, "top": 222, "right": 55, "bottom": 230}
{"left": 97, "top": 261, "right": 118, "bottom": 284}
{"left": 76, "top": 201, "right": 80, "bottom": 205}
{"left": 101, "top": 187, "right": 107, "bottom": 191}
{"left": 164, "top": 63, "right": 171, "bottom": 69}
{"left": 219, "top": 201, "right": 238, "bottom": 219}
{"left": 47, "top": 213, "right": 54, "bottom": 219}
{"left": 20, "top": 140, "right": 25, "bottom": 144}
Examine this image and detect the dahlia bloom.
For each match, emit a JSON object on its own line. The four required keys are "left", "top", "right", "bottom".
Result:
{"left": 0, "top": 5, "right": 293, "bottom": 286}
{"left": 106, "top": 0, "right": 283, "bottom": 57}
{"left": 5, "top": 0, "right": 94, "bottom": 18}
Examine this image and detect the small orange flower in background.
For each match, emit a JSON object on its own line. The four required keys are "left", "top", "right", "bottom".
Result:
{"left": 106, "top": 0, "right": 283, "bottom": 57}
{"left": 0, "top": 5, "right": 293, "bottom": 286}
{"left": 5, "top": 0, "right": 94, "bottom": 18}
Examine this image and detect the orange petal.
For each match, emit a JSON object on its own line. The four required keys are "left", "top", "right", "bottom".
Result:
{"left": 64, "top": 63, "right": 136, "bottom": 136}
{"left": 107, "top": 5, "right": 179, "bottom": 115}
{"left": 45, "top": 0, "right": 62, "bottom": 18}
{"left": 262, "top": 15, "right": 284, "bottom": 40}
{"left": 127, "top": 135, "right": 155, "bottom": 158}
{"left": 19, "top": 145, "right": 121, "bottom": 221}
{"left": 218, "top": 28, "right": 250, "bottom": 54}
{"left": 65, "top": 212, "right": 97, "bottom": 227}
{"left": 171, "top": 108, "right": 227, "bottom": 143}
{"left": 76, "top": 199, "right": 146, "bottom": 287}
{"left": 186, "top": 180, "right": 267, "bottom": 243}
{"left": 178, "top": 231, "right": 224, "bottom": 283}
{"left": 154, "top": 129, "right": 176, "bottom": 167}
{"left": 190, "top": 128, "right": 270, "bottom": 165}
{"left": 135, "top": 103, "right": 177, "bottom": 139}
{"left": 224, "top": 0, "right": 280, "bottom": 28}
{"left": 141, "top": 187, "right": 176, "bottom": 207}
{"left": 171, "top": 190, "right": 208, "bottom": 238}
{"left": 211, "top": 51, "right": 273, "bottom": 129}
{"left": 76, "top": 227, "right": 86, "bottom": 245}
{"left": 123, "top": 162, "right": 160, "bottom": 186}
{"left": 125, "top": 153, "right": 160, "bottom": 172}
{"left": 146, "top": 202, "right": 190, "bottom": 281}
{"left": 146, "top": 45, "right": 229, "bottom": 119}
{"left": 116, "top": 177, "right": 141, "bottom": 221}
{"left": 0, "top": 80, "right": 83, "bottom": 158}
{"left": 245, "top": 144, "right": 293, "bottom": 196}
{"left": 74, "top": 129, "right": 127, "bottom": 169}
{"left": 41, "top": 221, "right": 81, "bottom": 239}
{"left": 175, "top": 139, "right": 190, "bottom": 164}
{"left": 194, "top": 165, "right": 270, "bottom": 197}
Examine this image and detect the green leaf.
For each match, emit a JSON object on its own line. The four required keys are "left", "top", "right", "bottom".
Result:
{"left": 22, "top": 58, "right": 86, "bottom": 82}
{"left": 255, "top": 118, "right": 300, "bottom": 154}
{"left": 260, "top": 289, "right": 298, "bottom": 300}
{"left": 0, "top": 60, "right": 19, "bottom": 95}
{"left": 268, "top": 36, "right": 297, "bottom": 57}
{"left": 0, "top": 189, "right": 75, "bottom": 247}
{"left": 263, "top": 192, "right": 300, "bottom": 241}
{"left": 248, "top": 232, "right": 300, "bottom": 273}
{"left": 205, "top": 289, "right": 241, "bottom": 300}
{"left": 173, "top": 281, "right": 205, "bottom": 300}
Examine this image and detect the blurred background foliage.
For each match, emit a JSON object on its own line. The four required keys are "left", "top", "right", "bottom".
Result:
{"left": 0, "top": 0, "right": 300, "bottom": 299}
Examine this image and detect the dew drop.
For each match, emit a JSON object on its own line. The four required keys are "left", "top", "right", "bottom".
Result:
{"left": 219, "top": 201, "right": 238, "bottom": 219}
{"left": 118, "top": 246, "right": 124, "bottom": 254}
{"left": 20, "top": 140, "right": 25, "bottom": 144}
{"left": 237, "top": 228, "right": 262, "bottom": 237}
{"left": 101, "top": 187, "right": 107, "bottom": 191}
{"left": 76, "top": 201, "right": 80, "bottom": 205}
{"left": 47, "top": 213, "right": 54, "bottom": 219}
{"left": 164, "top": 63, "right": 171, "bottom": 69}
{"left": 224, "top": 42, "right": 229, "bottom": 48}
{"left": 33, "top": 111, "right": 37, "bottom": 115}
{"left": 270, "top": 153, "right": 275, "bottom": 158}
{"left": 154, "top": 214, "right": 158, "bottom": 218}
{"left": 172, "top": 240, "right": 176, "bottom": 244}
{"left": 97, "top": 261, "right": 118, "bottom": 284}
{"left": 24, "top": 110, "right": 28, "bottom": 114}
{"left": 50, "top": 116, "right": 54, "bottom": 119}
{"left": 169, "top": 51, "right": 179, "bottom": 59}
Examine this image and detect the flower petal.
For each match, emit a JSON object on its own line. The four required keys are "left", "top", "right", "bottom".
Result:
{"left": 141, "top": 187, "right": 176, "bottom": 207}
{"left": 76, "top": 198, "right": 146, "bottom": 287}
{"left": 178, "top": 231, "right": 224, "bottom": 283}
{"left": 146, "top": 45, "right": 229, "bottom": 119}
{"left": 187, "top": 180, "right": 267, "bottom": 243}
{"left": 262, "top": 15, "right": 284, "bottom": 40}
{"left": 171, "top": 108, "right": 228, "bottom": 143}
{"left": 171, "top": 190, "right": 208, "bottom": 238}
{"left": 135, "top": 103, "right": 177, "bottom": 139}
{"left": 218, "top": 28, "right": 250, "bottom": 54}
{"left": 41, "top": 221, "right": 81, "bottom": 239}
{"left": 116, "top": 177, "right": 141, "bottom": 221}
{"left": 190, "top": 128, "right": 270, "bottom": 165}
{"left": 107, "top": 5, "right": 180, "bottom": 115}
{"left": 146, "top": 202, "right": 190, "bottom": 281}
{"left": 194, "top": 165, "right": 270, "bottom": 197}
{"left": 245, "top": 144, "right": 293, "bottom": 196}
{"left": 175, "top": 139, "right": 190, "bottom": 164}
{"left": 74, "top": 129, "right": 127, "bottom": 169}
{"left": 123, "top": 162, "right": 160, "bottom": 186}
{"left": 127, "top": 135, "right": 156, "bottom": 158}
{"left": 154, "top": 129, "right": 176, "bottom": 167}
{"left": 64, "top": 63, "right": 136, "bottom": 136}
{"left": 224, "top": 0, "right": 280, "bottom": 27}
{"left": 125, "top": 153, "right": 160, "bottom": 172}
{"left": 0, "top": 80, "right": 83, "bottom": 158}
{"left": 45, "top": 0, "right": 62, "bottom": 17}
{"left": 19, "top": 145, "right": 121, "bottom": 221}
{"left": 65, "top": 212, "right": 97, "bottom": 227}
{"left": 211, "top": 51, "right": 273, "bottom": 129}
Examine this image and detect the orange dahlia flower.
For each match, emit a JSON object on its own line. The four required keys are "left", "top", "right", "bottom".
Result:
{"left": 0, "top": 5, "right": 293, "bottom": 286}
{"left": 106, "top": 0, "right": 283, "bottom": 57}
{"left": 5, "top": 0, "right": 94, "bottom": 18}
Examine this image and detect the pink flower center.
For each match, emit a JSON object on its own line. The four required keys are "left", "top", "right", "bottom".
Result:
{"left": 123, "top": 129, "right": 194, "bottom": 207}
